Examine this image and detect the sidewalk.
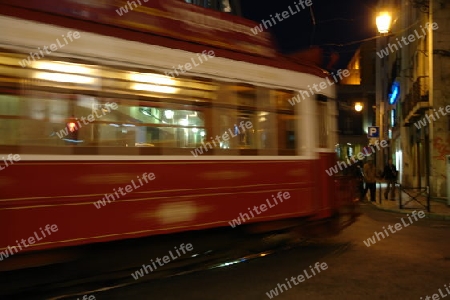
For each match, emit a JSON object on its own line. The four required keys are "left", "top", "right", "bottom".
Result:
{"left": 364, "top": 182, "right": 450, "bottom": 220}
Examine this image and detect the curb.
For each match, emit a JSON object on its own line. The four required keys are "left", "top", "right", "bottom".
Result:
{"left": 368, "top": 202, "right": 450, "bottom": 221}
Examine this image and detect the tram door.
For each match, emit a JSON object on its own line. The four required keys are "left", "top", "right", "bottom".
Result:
{"left": 316, "top": 95, "right": 340, "bottom": 216}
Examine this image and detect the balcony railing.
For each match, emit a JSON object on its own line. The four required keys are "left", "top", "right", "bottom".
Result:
{"left": 402, "top": 77, "right": 430, "bottom": 125}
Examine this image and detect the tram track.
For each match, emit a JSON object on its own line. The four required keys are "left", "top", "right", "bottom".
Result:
{"left": 47, "top": 249, "right": 278, "bottom": 300}
{"left": 2, "top": 229, "right": 310, "bottom": 300}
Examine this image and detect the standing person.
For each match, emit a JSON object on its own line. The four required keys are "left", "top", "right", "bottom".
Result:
{"left": 348, "top": 160, "right": 365, "bottom": 201}
{"left": 355, "top": 161, "right": 365, "bottom": 201}
{"left": 362, "top": 158, "right": 377, "bottom": 202}
{"left": 347, "top": 161, "right": 364, "bottom": 201}
{"left": 382, "top": 159, "right": 397, "bottom": 200}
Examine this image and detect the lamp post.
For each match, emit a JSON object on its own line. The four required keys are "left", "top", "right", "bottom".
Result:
{"left": 375, "top": 9, "right": 393, "bottom": 173}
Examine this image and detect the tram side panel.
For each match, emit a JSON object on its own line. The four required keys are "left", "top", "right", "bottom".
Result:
{"left": 0, "top": 159, "right": 318, "bottom": 254}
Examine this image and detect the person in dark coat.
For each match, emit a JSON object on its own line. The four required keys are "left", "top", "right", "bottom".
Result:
{"left": 382, "top": 159, "right": 397, "bottom": 200}
{"left": 362, "top": 158, "right": 377, "bottom": 202}
{"left": 355, "top": 161, "right": 365, "bottom": 200}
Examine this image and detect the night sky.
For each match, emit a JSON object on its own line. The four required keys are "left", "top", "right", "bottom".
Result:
{"left": 240, "top": 0, "right": 378, "bottom": 70}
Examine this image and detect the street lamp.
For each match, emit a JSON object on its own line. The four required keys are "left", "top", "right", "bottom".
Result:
{"left": 375, "top": 9, "right": 393, "bottom": 174}
{"left": 354, "top": 102, "right": 363, "bottom": 112}
{"left": 376, "top": 11, "right": 392, "bottom": 34}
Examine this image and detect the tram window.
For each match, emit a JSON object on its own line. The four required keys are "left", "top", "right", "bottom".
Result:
{"left": 0, "top": 52, "right": 211, "bottom": 153}
{"left": 213, "top": 83, "right": 257, "bottom": 152}
{"left": 0, "top": 91, "right": 72, "bottom": 147}
{"left": 255, "top": 110, "right": 277, "bottom": 152}
{"left": 0, "top": 94, "right": 24, "bottom": 146}
{"left": 213, "top": 84, "right": 298, "bottom": 155}
{"left": 185, "top": 0, "right": 215, "bottom": 9}
{"left": 317, "top": 97, "right": 329, "bottom": 148}
{"left": 0, "top": 89, "right": 205, "bottom": 149}
{"left": 274, "top": 90, "right": 298, "bottom": 155}
{"left": 82, "top": 101, "right": 206, "bottom": 149}
{"left": 213, "top": 108, "right": 256, "bottom": 150}
{"left": 255, "top": 88, "right": 278, "bottom": 154}
{"left": 0, "top": 52, "right": 298, "bottom": 156}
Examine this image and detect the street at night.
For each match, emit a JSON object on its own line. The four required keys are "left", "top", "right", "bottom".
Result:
{"left": 57, "top": 204, "right": 450, "bottom": 300}
{"left": 1, "top": 1, "right": 449, "bottom": 299}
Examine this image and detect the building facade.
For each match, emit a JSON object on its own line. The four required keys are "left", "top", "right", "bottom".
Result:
{"left": 376, "top": 0, "right": 450, "bottom": 198}
{"left": 337, "top": 41, "right": 376, "bottom": 165}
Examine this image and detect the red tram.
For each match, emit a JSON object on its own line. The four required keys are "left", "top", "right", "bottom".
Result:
{"left": 0, "top": 0, "right": 358, "bottom": 268}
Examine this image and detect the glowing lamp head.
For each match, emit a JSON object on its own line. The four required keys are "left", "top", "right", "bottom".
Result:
{"left": 376, "top": 12, "right": 392, "bottom": 34}
{"left": 354, "top": 102, "right": 363, "bottom": 112}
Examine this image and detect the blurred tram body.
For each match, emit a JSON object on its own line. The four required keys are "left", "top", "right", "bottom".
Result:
{"left": 0, "top": 0, "right": 358, "bottom": 269}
